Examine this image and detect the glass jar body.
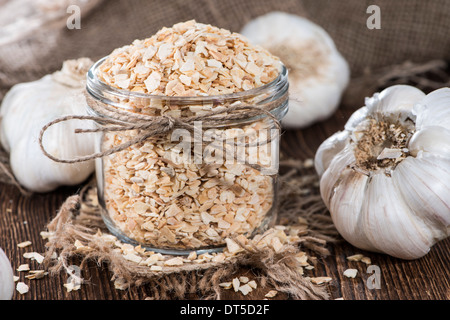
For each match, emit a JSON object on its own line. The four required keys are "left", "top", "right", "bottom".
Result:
{"left": 88, "top": 58, "right": 289, "bottom": 255}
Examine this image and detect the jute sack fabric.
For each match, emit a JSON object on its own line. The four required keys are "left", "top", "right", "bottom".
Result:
{"left": 42, "top": 166, "right": 339, "bottom": 300}
{"left": 1, "top": 0, "right": 449, "bottom": 101}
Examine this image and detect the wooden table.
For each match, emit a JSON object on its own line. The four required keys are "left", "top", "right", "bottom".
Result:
{"left": 1, "top": 106, "right": 449, "bottom": 300}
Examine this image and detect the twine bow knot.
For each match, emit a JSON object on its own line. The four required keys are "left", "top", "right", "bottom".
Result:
{"left": 39, "top": 92, "right": 288, "bottom": 164}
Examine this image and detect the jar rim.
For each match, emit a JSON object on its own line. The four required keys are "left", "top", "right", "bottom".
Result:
{"left": 86, "top": 56, "right": 288, "bottom": 104}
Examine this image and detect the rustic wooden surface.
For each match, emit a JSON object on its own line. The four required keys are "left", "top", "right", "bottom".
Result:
{"left": 1, "top": 106, "right": 449, "bottom": 300}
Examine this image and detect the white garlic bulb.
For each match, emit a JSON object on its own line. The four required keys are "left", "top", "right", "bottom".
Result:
{"left": 0, "top": 58, "right": 95, "bottom": 192}
{"left": 241, "top": 11, "right": 350, "bottom": 129}
{"left": 315, "top": 85, "right": 450, "bottom": 260}
{"left": 0, "top": 248, "right": 14, "bottom": 300}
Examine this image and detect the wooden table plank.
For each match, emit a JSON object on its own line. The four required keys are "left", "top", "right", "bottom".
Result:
{"left": 0, "top": 108, "right": 449, "bottom": 300}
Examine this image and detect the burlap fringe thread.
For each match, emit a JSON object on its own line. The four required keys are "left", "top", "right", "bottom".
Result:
{"left": 42, "top": 161, "right": 339, "bottom": 300}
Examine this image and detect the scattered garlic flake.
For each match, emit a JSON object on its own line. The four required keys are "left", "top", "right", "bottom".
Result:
{"left": 219, "top": 282, "right": 232, "bottom": 289}
{"left": 25, "top": 270, "right": 48, "bottom": 280}
{"left": 17, "top": 264, "right": 30, "bottom": 272}
{"left": 23, "top": 252, "right": 44, "bottom": 264}
{"left": 265, "top": 290, "right": 278, "bottom": 298}
{"left": 361, "top": 257, "right": 372, "bottom": 265}
{"left": 310, "top": 277, "right": 332, "bottom": 285}
{"left": 40, "top": 231, "right": 54, "bottom": 240}
{"left": 13, "top": 276, "right": 20, "bottom": 282}
{"left": 232, "top": 278, "right": 240, "bottom": 292}
{"left": 63, "top": 282, "right": 81, "bottom": 293}
{"left": 248, "top": 280, "right": 257, "bottom": 289}
{"left": 346, "top": 254, "right": 371, "bottom": 265}
{"left": 16, "top": 282, "right": 29, "bottom": 294}
{"left": 17, "top": 241, "right": 32, "bottom": 248}
{"left": 343, "top": 269, "right": 358, "bottom": 278}
{"left": 346, "top": 254, "right": 364, "bottom": 262}
{"left": 238, "top": 284, "right": 252, "bottom": 296}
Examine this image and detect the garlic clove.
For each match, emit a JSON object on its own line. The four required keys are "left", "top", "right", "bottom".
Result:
{"left": 393, "top": 154, "right": 450, "bottom": 235}
{"left": 0, "top": 79, "right": 45, "bottom": 153}
{"left": 240, "top": 11, "right": 350, "bottom": 129}
{"left": 0, "top": 58, "right": 95, "bottom": 192}
{"left": 0, "top": 248, "right": 14, "bottom": 300}
{"left": 318, "top": 144, "right": 355, "bottom": 207}
{"left": 344, "top": 106, "right": 369, "bottom": 132}
{"left": 361, "top": 173, "right": 433, "bottom": 260}
{"left": 367, "top": 85, "right": 425, "bottom": 122}
{"left": 10, "top": 135, "right": 93, "bottom": 192}
{"left": 409, "top": 126, "right": 450, "bottom": 158}
{"left": 7, "top": 91, "right": 95, "bottom": 192}
{"left": 314, "top": 130, "right": 349, "bottom": 177}
{"left": 329, "top": 170, "right": 375, "bottom": 252}
{"left": 414, "top": 88, "right": 450, "bottom": 130}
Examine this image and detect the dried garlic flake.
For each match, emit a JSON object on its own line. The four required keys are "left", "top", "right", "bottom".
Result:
{"left": 17, "top": 241, "right": 32, "bottom": 248}
{"left": 16, "top": 282, "right": 29, "bottom": 294}
{"left": 343, "top": 268, "right": 358, "bottom": 278}
{"left": 17, "top": 264, "right": 30, "bottom": 272}
{"left": 310, "top": 277, "right": 332, "bottom": 285}
{"left": 265, "top": 290, "right": 278, "bottom": 298}
{"left": 23, "top": 252, "right": 44, "bottom": 264}
{"left": 238, "top": 284, "right": 252, "bottom": 296}
{"left": 346, "top": 254, "right": 364, "bottom": 262}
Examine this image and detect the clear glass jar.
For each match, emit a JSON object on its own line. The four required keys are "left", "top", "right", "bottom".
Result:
{"left": 86, "top": 57, "right": 289, "bottom": 255}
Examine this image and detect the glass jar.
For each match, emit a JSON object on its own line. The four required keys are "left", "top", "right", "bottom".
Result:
{"left": 86, "top": 57, "right": 289, "bottom": 255}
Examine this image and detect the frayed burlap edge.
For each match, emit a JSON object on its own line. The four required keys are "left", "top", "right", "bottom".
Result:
{"left": 42, "top": 161, "right": 339, "bottom": 300}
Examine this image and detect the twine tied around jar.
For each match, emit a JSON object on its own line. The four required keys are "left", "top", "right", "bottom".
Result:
{"left": 38, "top": 91, "right": 289, "bottom": 168}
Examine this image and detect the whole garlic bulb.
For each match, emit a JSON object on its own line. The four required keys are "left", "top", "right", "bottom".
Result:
{"left": 315, "top": 85, "right": 450, "bottom": 260}
{"left": 241, "top": 11, "right": 350, "bottom": 129}
{"left": 0, "top": 58, "right": 95, "bottom": 192}
{"left": 0, "top": 248, "right": 14, "bottom": 300}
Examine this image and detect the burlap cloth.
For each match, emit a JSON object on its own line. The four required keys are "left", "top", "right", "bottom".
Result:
{"left": 1, "top": 0, "right": 450, "bottom": 100}
{"left": 42, "top": 163, "right": 339, "bottom": 300}
{"left": 1, "top": 0, "right": 449, "bottom": 300}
